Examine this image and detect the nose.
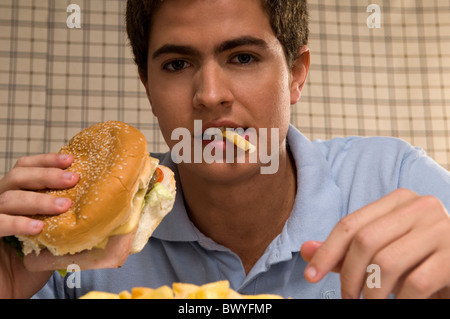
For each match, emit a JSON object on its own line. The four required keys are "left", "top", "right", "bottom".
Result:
{"left": 193, "top": 61, "right": 233, "bottom": 109}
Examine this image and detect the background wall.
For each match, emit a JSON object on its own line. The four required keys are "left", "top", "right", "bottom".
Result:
{"left": 1, "top": 0, "right": 449, "bottom": 176}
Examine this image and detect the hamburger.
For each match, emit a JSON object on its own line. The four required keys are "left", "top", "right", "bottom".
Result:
{"left": 10, "top": 121, "right": 176, "bottom": 272}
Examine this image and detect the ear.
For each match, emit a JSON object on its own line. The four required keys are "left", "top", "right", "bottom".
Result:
{"left": 290, "top": 46, "right": 310, "bottom": 105}
{"left": 139, "top": 70, "right": 157, "bottom": 117}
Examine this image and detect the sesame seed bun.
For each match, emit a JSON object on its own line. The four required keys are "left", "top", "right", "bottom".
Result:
{"left": 16, "top": 121, "right": 175, "bottom": 271}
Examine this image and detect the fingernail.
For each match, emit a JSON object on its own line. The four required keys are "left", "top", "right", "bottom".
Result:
{"left": 63, "top": 171, "right": 75, "bottom": 181}
{"left": 30, "top": 220, "right": 44, "bottom": 231}
{"left": 55, "top": 197, "right": 71, "bottom": 208}
{"left": 305, "top": 265, "right": 317, "bottom": 280}
{"left": 58, "top": 154, "right": 70, "bottom": 161}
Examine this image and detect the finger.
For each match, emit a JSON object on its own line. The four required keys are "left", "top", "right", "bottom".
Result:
{"left": 0, "top": 190, "right": 72, "bottom": 216}
{"left": 300, "top": 241, "right": 322, "bottom": 263}
{"left": 304, "top": 188, "right": 419, "bottom": 283}
{"left": 301, "top": 241, "right": 343, "bottom": 275}
{"left": 0, "top": 167, "right": 79, "bottom": 192}
{"left": 339, "top": 196, "right": 443, "bottom": 299}
{"left": 361, "top": 225, "right": 441, "bottom": 299}
{"left": 0, "top": 214, "right": 44, "bottom": 237}
{"left": 13, "top": 153, "right": 74, "bottom": 169}
{"left": 395, "top": 249, "right": 450, "bottom": 299}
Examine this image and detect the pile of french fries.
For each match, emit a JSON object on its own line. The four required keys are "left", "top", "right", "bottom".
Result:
{"left": 80, "top": 280, "right": 282, "bottom": 299}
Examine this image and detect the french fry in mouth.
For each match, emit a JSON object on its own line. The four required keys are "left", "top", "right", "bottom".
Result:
{"left": 222, "top": 130, "right": 256, "bottom": 153}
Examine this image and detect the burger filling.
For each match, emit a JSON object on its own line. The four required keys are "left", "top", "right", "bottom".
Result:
{"left": 99, "top": 157, "right": 173, "bottom": 244}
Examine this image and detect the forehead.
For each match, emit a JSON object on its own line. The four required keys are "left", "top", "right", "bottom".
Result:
{"left": 148, "top": 0, "right": 275, "bottom": 50}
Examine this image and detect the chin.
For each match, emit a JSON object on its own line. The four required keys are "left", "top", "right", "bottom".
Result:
{"left": 180, "top": 161, "right": 264, "bottom": 184}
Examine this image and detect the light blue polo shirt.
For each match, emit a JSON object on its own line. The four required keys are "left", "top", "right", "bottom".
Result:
{"left": 33, "top": 125, "right": 450, "bottom": 299}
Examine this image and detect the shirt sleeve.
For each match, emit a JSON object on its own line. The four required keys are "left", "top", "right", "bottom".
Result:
{"left": 314, "top": 136, "right": 450, "bottom": 216}
{"left": 398, "top": 145, "right": 450, "bottom": 213}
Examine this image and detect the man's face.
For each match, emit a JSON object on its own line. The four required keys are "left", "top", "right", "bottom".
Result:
{"left": 143, "top": 0, "right": 307, "bottom": 180}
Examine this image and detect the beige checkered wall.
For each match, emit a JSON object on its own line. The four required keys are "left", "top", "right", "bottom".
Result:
{"left": 1, "top": 0, "right": 449, "bottom": 177}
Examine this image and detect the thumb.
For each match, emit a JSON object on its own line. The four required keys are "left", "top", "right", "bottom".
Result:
{"left": 300, "top": 240, "right": 323, "bottom": 263}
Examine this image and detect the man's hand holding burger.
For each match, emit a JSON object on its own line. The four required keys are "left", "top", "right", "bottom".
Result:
{"left": 0, "top": 153, "right": 79, "bottom": 298}
{"left": 0, "top": 121, "right": 176, "bottom": 299}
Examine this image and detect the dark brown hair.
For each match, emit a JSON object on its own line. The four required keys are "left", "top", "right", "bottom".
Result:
{"left": 126, "top": 0, "right": 309, "bottom": 80}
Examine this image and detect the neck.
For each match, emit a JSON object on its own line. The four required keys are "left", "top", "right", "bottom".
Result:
{"left": 178, "top": 146, "right": 297, "bottom": 274}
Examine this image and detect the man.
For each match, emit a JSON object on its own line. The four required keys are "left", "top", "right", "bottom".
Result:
{"left": 0, "top": 0, "right": 449, "bottom": 299}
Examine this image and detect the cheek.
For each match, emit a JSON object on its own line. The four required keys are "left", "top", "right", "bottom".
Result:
{"left": 251, "top": 69, "right": 292, "bottom": 126}
{"left": 146, "top": 71, "right": 195, "bottom": 142}
{"left": 147, "top": 93, "right": 190, "bottom": 149}
{"left": 253, "top": 71, "right": 292, "bottom": 149}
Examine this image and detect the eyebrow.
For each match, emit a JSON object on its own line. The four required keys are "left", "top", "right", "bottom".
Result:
{"left": 215, "top": 36, "right": 269, "bottom": 54}
{"left": 151, "top": 36, "right": 269, "bottom": 60}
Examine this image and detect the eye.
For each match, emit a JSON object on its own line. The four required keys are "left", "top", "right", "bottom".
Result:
{"left": 230, "top": 53, "right": 256, "bottom": 65}
{"left": 163, "top": 60, "right": 190, "bottom": 72}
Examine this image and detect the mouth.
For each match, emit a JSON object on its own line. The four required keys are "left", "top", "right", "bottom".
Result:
{"left": 202, "top": 126, "right": 246, "bottom": 141}
{"left": 201, "top": 121, "right": 249, "bottom": 140}
{"left": 201, "top": 122, "right": 256, "bottom": 153}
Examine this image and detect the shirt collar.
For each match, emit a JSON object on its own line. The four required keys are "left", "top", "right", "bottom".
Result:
{"left": 278, "top": 125, "right": 343, "bottom": 254}
{"left": 151, "top": 125, "right": 343, "bottom": 251}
